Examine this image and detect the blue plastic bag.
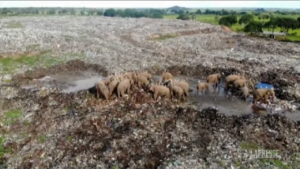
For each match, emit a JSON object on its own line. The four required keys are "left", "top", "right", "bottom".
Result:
{"left": 255, "top": 82, "right": 274, "bottom": 89}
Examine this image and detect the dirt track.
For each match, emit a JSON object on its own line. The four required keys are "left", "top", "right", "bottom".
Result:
{"left": 1, "top": 16, "right": 300, "bottom": 169}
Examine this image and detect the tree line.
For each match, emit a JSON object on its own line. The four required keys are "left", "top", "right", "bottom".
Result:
{"left": 218, "top": 14, "right": 300, "bottom": 35}
{"left": 0, "top": 7, "right": 166, "bottom": 19}
{"left": 171, "top": 8, "right": 245, "bottom": 16}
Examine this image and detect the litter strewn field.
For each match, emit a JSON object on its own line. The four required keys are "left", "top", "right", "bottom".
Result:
{"left": 0, "top": 16, "right": 300, "bottom": 169}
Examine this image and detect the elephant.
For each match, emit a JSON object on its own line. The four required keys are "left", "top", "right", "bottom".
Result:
{"left": 138, "top": 71, "right": 152, "bottom": 81}
{"left": 95, "top": 81, "right": 110, "bottom": 100}
{"left": 170, "top": 79, "right": 190, "bottom": 97}
{"left": 196, "top": 80, "right": 210, "bottom": 94}
{"left": 253, "top": 88, "right": 276, "bottom": 104}
{"left": 161, "top": 71, "right": 174, "bottom": 85}
{"left": 240, "top": 86, "right": 250, "bottom": 100}
{"left": 135, "top": 74, "right": 150, "bottom": 88}
{"left": 166, "top": 80, "right": 185, "bottom": 101}
{"left": 117, "top": 78, "right": 133, "bottom": 98}
{"left": 108, "top": 77, "right": 121, "bottom": 97}
{"left": 225, "top": 74, "right": 246, "bottom": 91}
{"left": 149, "top": 83, "right": 171, "bottom": 101}
{"left": 206, "top": 73, "right": 221, "bottom": 91}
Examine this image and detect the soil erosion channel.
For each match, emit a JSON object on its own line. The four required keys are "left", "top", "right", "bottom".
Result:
{"left": 21, "top": 71, "right": 300, "bottom": 121}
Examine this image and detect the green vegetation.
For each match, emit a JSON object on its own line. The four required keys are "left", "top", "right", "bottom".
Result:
{"left": 4, "top": 109, "right": 22, "bottom": 125}
{"left": 177, "top": 14, "right": 191, "bottom": 20}
{"left": 39, "top": 136, "right": 47, "bottom": 143}
{"left": 155, "top": 34, "right": 177, "bottom": 41}
{"left": 219, "top": 15, "right": 237, "bottom": 26}
{"left": 0, "top": 50, "right": 65, "bottom": 74}
{"left": 0, "top": 7, "right": 166, "bottom": 19}
{"left": 260, "top": 159, "right": 291, "bottom": 169}
{"left": 5, "top": 21, "right": 23, "bottom": 28}
{"left": 164, "top": 8, "right": 300, "bottom": 42}
{"left": 24, "top": 120, "right": 30, "bottom": 126}
{"left": 111, "top": 166, "right": 118, "bottom": 169}
{"left": 240, "top": 141, "right": 259, "bottom": 150}
{"left": 244, "top": 21, "right": 263, "bottom": 34}
{"left": 0, "top": 56, "right": 39, "bottom": 73}
{"left": 0, "top": 136, "right": 5, "bottom": 158}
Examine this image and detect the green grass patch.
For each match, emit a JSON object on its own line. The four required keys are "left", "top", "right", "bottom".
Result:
{"left": 163, "top": 14, "right": 178, "bottom": 19}
{"left": 285, "top": 35, "right": 300, "bottom": 42}
{"left": 0, "top": 136, "right": 5, "bottom": 158}
{"left": 0, "top": 55, "right": 39, "bottom": 73}
{"left": 156, "top": 34, "right": 177, "bottom": 41}
{"left": 4, "top": 21, "right": 23, "bottom": 29}
{"left": 234, "top": 161, "right": 242, "bottom": 167}
{"left": 196, "top": 15, "right": 219, "bottom": 25}
{"left": 4, "top": 110, "right": 22, "bottom": 125}
{"left": 43, "top": 57, "right": 64, "bottom": 67}
{"left": 260, "top": 159, "right": 291, "bottom": 169}
{"left": 39, "top": 136, "right": 47, "bottom": 143}
{"left": 23, "top": 120, "right": 30, "bottom": 126}
{"left": 0, "top": 50, "right": 66, "bottom": 74}
{"left": 67, "top": 136, "right": 72, "bottom": 141}
{"left": 64, "top": 106, "right": 70, "bottom": 112}
{"left": 240, "top": 141, "right": 259, "bottom": 150}
{"left": 3, "top": 79, "right": 11, "bottom": 83}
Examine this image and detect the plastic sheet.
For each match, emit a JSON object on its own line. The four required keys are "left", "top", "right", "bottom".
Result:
{"left": 255, "top": 82, "right": 274, "bottom": 89}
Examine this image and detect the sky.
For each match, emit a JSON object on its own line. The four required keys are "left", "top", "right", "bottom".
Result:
{"left": 0, "top": 1, "right": 300, "bottom": 9}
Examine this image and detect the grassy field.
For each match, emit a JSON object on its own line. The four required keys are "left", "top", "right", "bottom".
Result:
{"left": 164, "top": 14, "right": 300, "bottom": 42}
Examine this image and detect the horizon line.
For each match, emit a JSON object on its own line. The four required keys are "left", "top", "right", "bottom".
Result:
{"left": 1, "top": 6, "right": 299, "bottom": 9}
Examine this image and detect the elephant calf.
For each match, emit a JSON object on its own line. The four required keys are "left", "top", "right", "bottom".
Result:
{"left": 197, "top": 80, "right": 210, "bottom": 94}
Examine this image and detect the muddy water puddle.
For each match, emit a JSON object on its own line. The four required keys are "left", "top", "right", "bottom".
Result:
{"left": 19, "top": 73, "right": 300, "bottom": 120}
{"left": 154, "top": 75, "right": 300, "bottom": 120}
{"left": 21, "top": 71, "right": 104, "bottom": 93}
{"left": 61, "top": 76, "right": 104, "bottom": 93}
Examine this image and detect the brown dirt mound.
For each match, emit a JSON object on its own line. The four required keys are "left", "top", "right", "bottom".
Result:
{"left": 221, "top": 25, "right": 232, "bottom": 33}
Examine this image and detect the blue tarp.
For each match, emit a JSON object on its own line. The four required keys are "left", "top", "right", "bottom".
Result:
{"left": 255, "top": 82, "right": 274, "bottom": 89}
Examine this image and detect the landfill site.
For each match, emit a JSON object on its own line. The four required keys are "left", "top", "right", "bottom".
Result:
{"left": 0, "top": 16, "right": 300, "bottom": 169}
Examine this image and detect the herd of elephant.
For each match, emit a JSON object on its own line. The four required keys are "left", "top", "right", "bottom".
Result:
{"left": 94, "top": 70, "right": 277, "bottom": 104}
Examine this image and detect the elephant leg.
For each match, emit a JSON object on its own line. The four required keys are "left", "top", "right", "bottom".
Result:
{"left": 154, "top": 93, "right": 158, "bottom": 101}
{"left": 96, "top": 89, "right": 99, "bottom": 99}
